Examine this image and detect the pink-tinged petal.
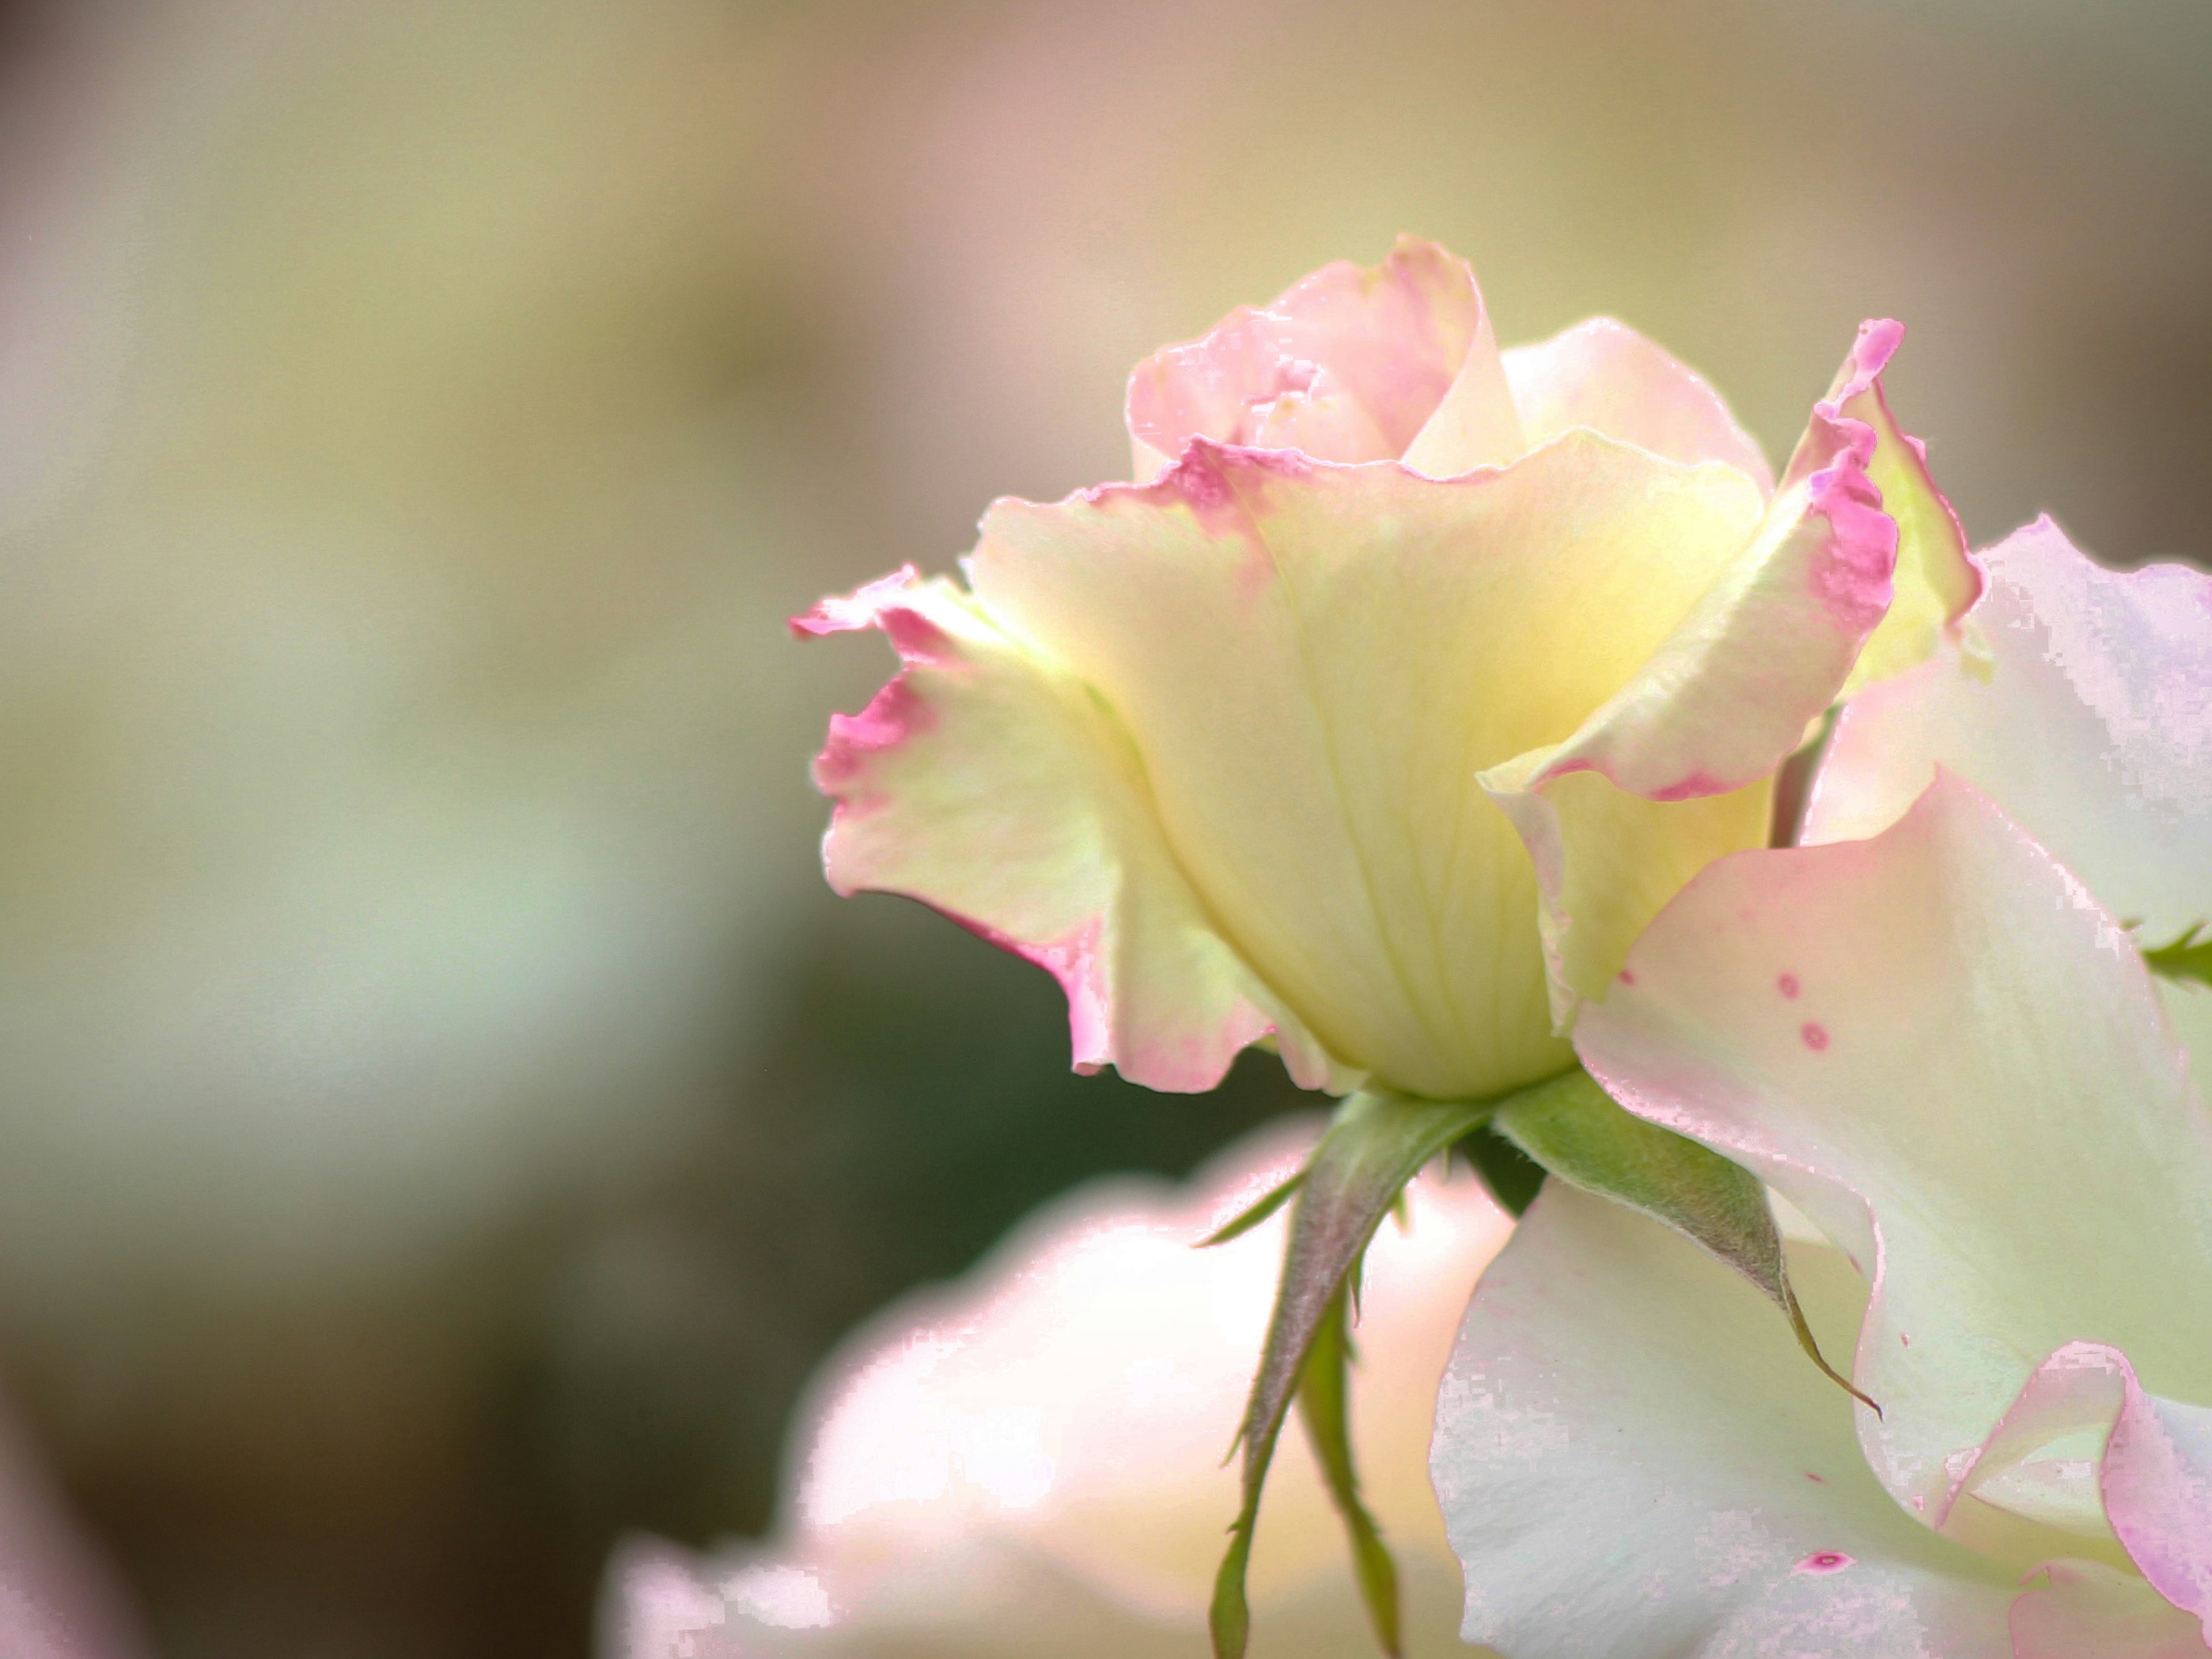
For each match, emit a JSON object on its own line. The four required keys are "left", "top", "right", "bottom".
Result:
{"left": 1500, "top": 316, "right": 1774, "bottom": 493}
{"left": 613, "top": 1122, "right": 1510, "bottom": 1656}
{"left": 1577, "top": 776, "right": 2212, "bottom": 1620}
{"left": 1808, "top": 518, "right": 2212, "bottom": 1082}
{"left": 1478, "top": 324, "right": 1902, "bottom": 1015}
{"left": 1808, "top": 517, "right": 2212, "bottom": 938}
{"left": 1126, "top": 237, "right": 1520, "bottom": 478}
{"left": 965, "top": 435, "right": 1763, "bottom": 1101}
{"left": 797, "top": 565, "right": 1351, "bottom": 1094}
{"left": 1431, "top": 1180, "right": 2018, "bottom": 1659}
{"left": 1783, "top": 320, "right": 1981, "bottom": 693}
{"left": 2111, "top": 1390, "right": 2212, "bottom": 1637}
{"left": 2013, "top": 1560, "right": 2212, "bottom": 1659}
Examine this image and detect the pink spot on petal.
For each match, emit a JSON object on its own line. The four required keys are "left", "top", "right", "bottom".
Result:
{"left": 1801, "top": 1022, "right": 1830, "bottom": 1052}
{"left": 1900, "top": 1333, "right": 1911, "bottom": 1347}
{"left": 1618, "top": 968, "right": 1636, "bottom": 986}
{"left": 1804, "top": 1471, "right": 1825, "bottom": 1484}
{"left": 1777, "top": 972, "right": 1800, "bottom": 1000}
{"left": 1794, "top": 1551, "right": 1854, "bottom": 1576}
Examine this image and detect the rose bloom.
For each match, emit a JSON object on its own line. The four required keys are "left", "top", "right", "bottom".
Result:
{"left": 797, "top": 239, "right": 1976, "bottom": 1104}
{"left": 609, "top": 1120, "right": 1512, "bottom": 1657}
{"left": 1431, "top": 530, "right": 2212, "bottom": 1655}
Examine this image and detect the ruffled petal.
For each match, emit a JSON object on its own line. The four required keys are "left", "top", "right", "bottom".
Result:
{"left": 1808, "top": 516, "right": 2212, "bottom": 938}
{"left": 1126, "top": 237, "right": 1520, "bottom": 479}
{"left": 613, "top": 1123, "right": 1511, "bottom": 1656}
{"left": 795, "top": 567, "right": 1351, "bottom": 1093}
{"left": 1577, "top": 775, "right": 2212, "bottom": 1631}
{"left": 965, "top": 437, "right": 1763, "bottom": 1100}
{"left": 1499, "top": 316, "right": 1774, "bottom": 492}
{"left": 1478, "top": 324, "right": 1904, "bottom": 1016}
{"left": 1799, "top": 321, "right": 1979, "bottom": 694}
{"left": 1430, "top": 1180, "right": 2019, "bottom": 1659}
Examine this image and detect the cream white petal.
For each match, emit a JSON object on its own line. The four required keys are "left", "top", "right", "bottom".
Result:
{"left": 1578, "top": 775, "right": 2212, "bottom": 1631}
{"left": 1431, "top": 1180, "right": 2019, "bottom": 1658}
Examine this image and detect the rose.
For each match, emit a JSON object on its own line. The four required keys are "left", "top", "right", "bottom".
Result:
{"left": 609, "top": 1119, "right": 1512, "bottom": 1657}
{"left": 1430, "top": 531, "right": 2212, "bottom": 1654}
{"left": 796, "top": 238, "right": 1977, "bottom": 1103}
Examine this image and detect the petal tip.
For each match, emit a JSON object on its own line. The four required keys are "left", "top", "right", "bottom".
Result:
{"left": 790, "top": 565, "right": 922, "bottom": 639}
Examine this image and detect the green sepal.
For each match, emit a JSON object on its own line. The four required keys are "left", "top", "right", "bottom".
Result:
{"left": 1199, "top": 1169, "right": 1304, "bottom": 1248}
{"left": 1495, "top": 1067, "right": 1877, "bottom": 1415}
{"left": 2142, "top": 922, "right": 2212, "bottom": 990}
{"left": 1454, "top": 1120, "right": 1545, "bottom": 1217}
{"left": 1210, "top": 1078, "right": 1566, "bottom": 1658}
{"left": 1296, "top": 1282, "right": 1400, "bottom": 1656}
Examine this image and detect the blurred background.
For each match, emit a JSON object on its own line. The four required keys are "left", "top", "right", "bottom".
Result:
{"left": 0, "top": 0, "right": 2204, "bottom": 1653}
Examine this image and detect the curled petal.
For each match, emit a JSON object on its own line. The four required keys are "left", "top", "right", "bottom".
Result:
{"left": 1479, "top": 323, "right": 1905, "bottom": 1016}
{"left": 1431, "top": 1181, "right": 2018, "bottom": 1658}
{"left": 795, "top": 566, "right": 1350, "bottom": 1093}
{"left": 1577, "top": 775, "right": 2212, "bottom": 1630}
{"left": 1500, "top": 316, "right": 1773, "bottom": 491}
{"left": 1126, "top": 237, "right": 1520, "bottom": 479}
{"left": 1793, "top": 320, "right": 1979, "bottom": 693}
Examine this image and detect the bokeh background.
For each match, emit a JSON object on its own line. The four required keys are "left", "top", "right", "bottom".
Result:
{"left": 0, "top": 0, "right": 2205, "bottom": 1653}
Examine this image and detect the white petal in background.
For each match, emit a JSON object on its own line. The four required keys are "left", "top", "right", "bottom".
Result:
{"left": 1431, "top": 1181, "right": 2017, "bottom": 1659}
{"left": 610, "top": 1119, "right": 1511, "bottom": 1657}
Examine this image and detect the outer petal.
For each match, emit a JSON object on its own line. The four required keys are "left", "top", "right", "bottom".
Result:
{"left": 2013, "top": 1560, "right": 2212, "bottom": 1658}
{"left": 1500, "top": 315, "right": 1774, "bottom": 493}
{"left": 796, "top": 566, "right": 1350, "bottom": 1094}
{"left": 1430, "top": 1180, "right": 2019, "bottom": 1659}
{"left": 966, "top": 438, "right": 1763, "bottom": 1100}
{"left": 1577, "top": 776, "right": 2212, "bottom": 1630}
{"left": 613, "top": 1121, "right": 1512, "bottom": 1657}
{"left": 1808, "top": 517, "right": 2212, "bottom": 1086}
{"left": 1808, "top": 516, "right": 2212, "bottom": 938}
{"left": 1478, "top": 324, "right": 1901, "bottom": 1016}
{"left": 1126, "top": 237, "right": 1521, "bottom": 479}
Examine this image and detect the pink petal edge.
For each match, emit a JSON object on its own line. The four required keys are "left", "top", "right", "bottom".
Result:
{"left": 1780, "top": 318, "right": 1904, "bottom": 645}
{"left": 1124, "top": 236, "right": 1487, "bottom": 470}
{"left": 793, "top": 554, "right": 1340, "bottom": 1095}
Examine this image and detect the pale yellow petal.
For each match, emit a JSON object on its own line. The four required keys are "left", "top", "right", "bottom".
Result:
{"left": 969, "top": 437, "right": 1762, "bottom": 1100}
{"left": 1479, "top": 325, "right": 1903, "bottom": 1016}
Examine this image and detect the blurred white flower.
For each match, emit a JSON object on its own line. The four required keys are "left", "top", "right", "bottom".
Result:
{"left": 608, "top": 1118, "right": 1512, "bottom": 1657}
